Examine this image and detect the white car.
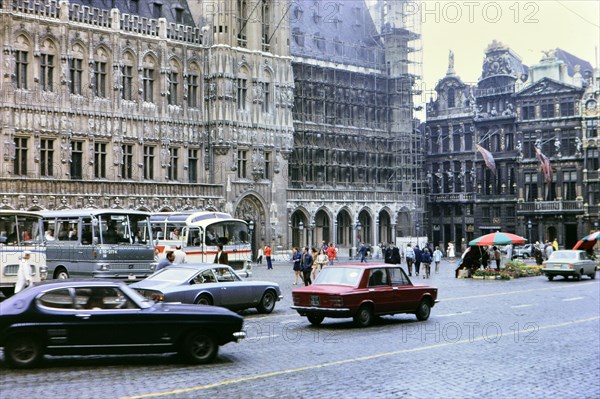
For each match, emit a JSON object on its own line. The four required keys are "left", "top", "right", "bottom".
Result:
{"left": 542, "top": 250, "right": 597, "bottom": 281}
{"left": 513, "top": 244, "right": 533, "bottom": 259}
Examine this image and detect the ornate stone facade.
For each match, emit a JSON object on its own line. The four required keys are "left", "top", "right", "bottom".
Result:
{"left": 0, "top": 0, "right": 293, "bottom": 252}
{"left": 426, "top": 43, "right": 599, "bottom": 250}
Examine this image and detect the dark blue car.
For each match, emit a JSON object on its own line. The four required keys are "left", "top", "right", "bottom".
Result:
{"left": 0, "top": 280, "right": 246, "bottom": 368}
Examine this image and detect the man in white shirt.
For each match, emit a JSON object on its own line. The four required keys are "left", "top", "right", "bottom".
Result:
{"left": 173, "top": 245, "right": 187, "bottom": 264}
{"left": 15, "top": 250, "right": 33, "bottom": 293}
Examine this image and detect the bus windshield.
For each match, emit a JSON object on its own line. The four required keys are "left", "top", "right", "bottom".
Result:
{"left": 204, "top": 221, "right": 249, "bottom": 246}
{"left": 0, "top": 214, "right": 44, "bottom": 245}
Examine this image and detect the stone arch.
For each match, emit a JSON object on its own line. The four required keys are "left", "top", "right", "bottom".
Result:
{"left": 357, "top": 207, "right": 374, "bottom": 246}
{"left": 378, "top": 207, "right": 393, "bottom": 245}
{"left": 235, "top": 194, "right": 266, "bottom": 261}
{"left": 336, "top": 207, "right": 353, "bottom": 250}
{"left": 314, "top": 207, "right": 332, "bottom": 247}
{"left": 396, "top": 207, "right": 413, "bottom": 238}
{"left": 290, "top": 207, "right": 309, "bottom": 248}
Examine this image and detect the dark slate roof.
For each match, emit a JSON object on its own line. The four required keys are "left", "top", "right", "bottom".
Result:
{"left": 69, "top": 0, "right": 195, "bottom": 27}
{"left": 290, "top": 0, "right": 383, "bottom": 69}
{"left": 554, "top": 48, "right": 594, "bottom": 78}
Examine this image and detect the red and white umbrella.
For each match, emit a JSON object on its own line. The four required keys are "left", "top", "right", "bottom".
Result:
{"left": 469, "top": 232, "right": 527, "bottom": 246}
{"left": 572, "top": 231, "right": 600, "bottom": 250}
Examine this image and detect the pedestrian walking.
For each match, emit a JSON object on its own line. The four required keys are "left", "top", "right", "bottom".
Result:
{"left": 314, "top": 249, "right": 328, "bottom": 279}
{"left": 173, "top": 245, "right": 187, "bottom": 264}
{"left": 264, "top": 244, "right": 273, "bottom": 270}
{"left": 433, "top": 246, "right": 443, "bottom": 273}
{"left": 301, "top": 247, "right": 313, "bottom": 286}
{"left": 291, "top": 247, "right": 302, "bottom": 285}
{"left": 421, "top": 248, "right": 432, "bottom": 278}
{"left": 447, "top": 242, "right": 456, "bottom": 261}
{"left": 256, "top": 246, "right": 264, "bottom": 264}
{"left": 156, "top": 250, "right": 175, "bottom": 271}
{"left": 358, "top": 242, "right": 368, "bottom": 263}
{"left": 214, "top": 244, "right": 229, "bottom": 265}
{"left": 14, "top": 250, "right": 33, "bottom": 294}
{"left": 414, "top": 245, "right": 422, "bottom": 276}
{"left": 326, "top": 242, "right": 337, "bottom": 265}
{"left": 405, "top": 244, "right": 415, "bottom": 276}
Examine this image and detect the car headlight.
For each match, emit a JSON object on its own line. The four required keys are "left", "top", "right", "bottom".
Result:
{"left": 151, "top": 292, "right": 164, "bottom": 302}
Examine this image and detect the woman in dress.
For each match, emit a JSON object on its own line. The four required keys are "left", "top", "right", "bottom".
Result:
{"left": 291, "top": 247, "right": 302, "bottom": 285}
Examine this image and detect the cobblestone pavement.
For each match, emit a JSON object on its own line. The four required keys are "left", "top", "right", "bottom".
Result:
{"left": 1, "top": 258, "right": 598, "bottom": 399}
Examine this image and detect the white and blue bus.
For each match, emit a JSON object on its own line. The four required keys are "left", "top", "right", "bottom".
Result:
{"left": 151, "top": 211, "right": 252, "bottom": 276}
{"left": 38, "top": 209, "right": 155, "bottom": 281}
{"left": 0, "top": 210, "right": 47, "bottom": 296}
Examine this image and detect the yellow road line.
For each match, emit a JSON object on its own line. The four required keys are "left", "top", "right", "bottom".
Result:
{"left": 120, "top": 316, "right": 600, "bottom": 399}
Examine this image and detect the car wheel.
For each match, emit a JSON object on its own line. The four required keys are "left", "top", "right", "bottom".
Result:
{"left": 590, "top": 272, "right": 596, "bottom": 280}
{"left": 4, "top": 335, "right": 44, "bottom": 369}
{"left": 180, "top": 331, "right": 218, "bottom": 364}
{"left": 353, "top": 305, "right": 373, "bottom": 327}
{"left": 307, "top": 315, "right": 324, "bottom": 325}
{"left": 547, "top": 275, "right": 554, "bottom": 281}
{"left": 256, "top": 290, "right": 277, "bottom": 314}
{"left": 415, "top": 300, "right": 431, "bottom": 321}
{"left": 54, "top": 268, "right": 69, "bottom": 279}
{"left": 194, "top": 294, "right": 213, "bottom": 306}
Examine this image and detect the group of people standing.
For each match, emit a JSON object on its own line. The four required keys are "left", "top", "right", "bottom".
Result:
{"left": 533, "top": 239, "right": 558, "bottom": 265}
{"left": 383, "top": 242, "right": 444, "bottom": 279}
{"left": 291, "top": 242, "right": 337, "bottom": 286}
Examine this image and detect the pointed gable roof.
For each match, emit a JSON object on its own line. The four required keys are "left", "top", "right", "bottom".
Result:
{"left": 517, "top": 77, "right": 584, "bottom": 97}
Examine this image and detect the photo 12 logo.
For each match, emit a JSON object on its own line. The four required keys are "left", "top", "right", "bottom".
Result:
{"left": 399, "top": 321, "right": 540, "bottom": 344}
{"left": 403, "top": 1, "right": 540, "bottom": 24}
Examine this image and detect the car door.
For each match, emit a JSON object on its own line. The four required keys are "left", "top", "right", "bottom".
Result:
{"left": 388, "top": 267, "right": 421, "bottom": 312}
{"left": 64, "top": 286, "right": 168, "bottom": 350}
{"left": 365, "top": 268, "right": 395, "bottom": 314}
{"left": 215, "top": 267, "right": 254, "bottom": 308}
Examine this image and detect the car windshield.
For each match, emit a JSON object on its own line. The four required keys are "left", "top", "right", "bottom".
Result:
{"left": 549, "top": 251, "right": 577, "bottom": 261}
{"left": 312, "top": 267, "right": 362, "bottom": 286}
{"left": 148, "top": 267, "right": 198, "bottom": 282}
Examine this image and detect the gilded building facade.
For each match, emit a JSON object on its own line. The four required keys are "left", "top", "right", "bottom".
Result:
{"left": 0, "top": 0, "right": 294, "bottom": 252}
{"left": 426, "top": 42, "right": 599, "bottom": 250}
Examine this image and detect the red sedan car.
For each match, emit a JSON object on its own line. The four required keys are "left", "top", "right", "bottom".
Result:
{"left": 292, "top": 264, "right": 438, "bottom": 327}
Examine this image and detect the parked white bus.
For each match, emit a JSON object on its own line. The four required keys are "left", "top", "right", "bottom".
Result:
{"left": 0, "top": 210, "right": 47, "bottom": 296}
{"left": 38, "top": 209, "right": 156, "bottom": 281}
{"left": 150, "top": 211, "right": 252, "bottom": 276}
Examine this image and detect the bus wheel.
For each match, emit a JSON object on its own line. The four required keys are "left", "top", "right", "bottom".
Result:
{"left": 54, "top": 268, "right": 69, "bottom": 279}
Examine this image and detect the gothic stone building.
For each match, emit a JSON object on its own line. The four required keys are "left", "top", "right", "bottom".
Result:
{"left": 288, "top": 0, "right": 424, "bottom": 256}
{"left": 0, "top": 0, "right": 295, "bottom": 252}
{"left": 426, "top": 41, "right": 599, "bottom": 250}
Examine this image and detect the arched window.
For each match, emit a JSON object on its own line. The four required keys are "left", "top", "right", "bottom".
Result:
{"left": 39, "top": 39, "right": 58, "bottom": 92}
{"left": 187, "top": 62, "right": 200, "bottom": 108}
{"left": 120, "top": 51, "right": 136, "bottom": 101}
{"left": 168, "top": 58, "right": 181, "bottom": 106}
{"left": 93, "top": 46, "right": 111, "bottom": 98}
{"left": 69, "top": 43, "right": 86, "bottom": 96}
{"left": 141, "top": 54, "right": 158, "bottom": 103}
{"left": 13, "top": 35, "right": 32, "bottom": 90}
{"left": 447, "top": 87, "right": 455, "bottom": 108}
{"left": 237, "top": 0, "right": 248, "bottom": 47}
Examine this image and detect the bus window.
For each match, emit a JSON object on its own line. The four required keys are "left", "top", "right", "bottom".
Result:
{"left": 81, "top": 218, "right": 93, "bottom": 245}
{"left": 185, "top": 227, "right": 201, "bottom": 247}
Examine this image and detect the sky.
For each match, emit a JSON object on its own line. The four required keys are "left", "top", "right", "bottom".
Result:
{"left": 418, "top": 0, "right": 600, "bottom": 104}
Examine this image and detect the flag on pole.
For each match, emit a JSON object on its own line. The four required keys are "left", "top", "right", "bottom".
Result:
{"left": 535, "top": 147, "right": 553, "bottom": 183}
{"left": 475, "top": 144, "right": 496, "bottom": 175}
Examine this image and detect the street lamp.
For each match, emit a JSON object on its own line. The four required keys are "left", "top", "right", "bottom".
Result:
{"left": 356, "top": 221, "right": 362, "bottom": 260}
{"left": 527, "top": 219, "right": 532, "bottom": 243}
{"left": 298, "top": 221, "right": 304, "bottom": 248}
{"left": 248, "top": 220, "right": 254, "bottom": 261}
{"left": 594, "top": 220, "right": 599, "bottom": 232}
{"left": 416, "top": 222, "right": 420, "bottom": 247}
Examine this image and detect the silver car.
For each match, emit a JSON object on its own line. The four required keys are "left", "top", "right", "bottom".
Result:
{"left": 131, "top": 264, "right": 282, "bottom": 313}
{"left": 542, "top": 250, "right": 597, "bottom": 281}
